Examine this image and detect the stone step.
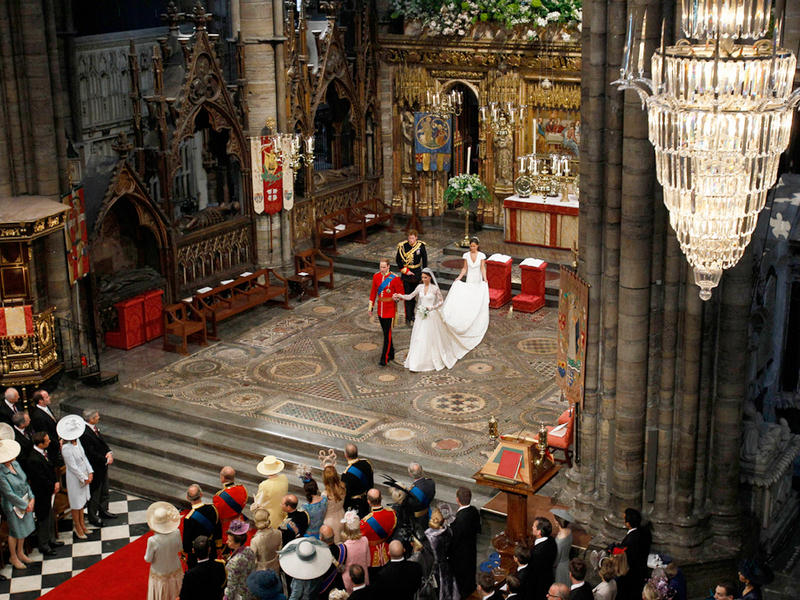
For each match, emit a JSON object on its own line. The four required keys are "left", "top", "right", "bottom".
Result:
{"left": 60, "top": 392, "right": 494, "bottom": 511}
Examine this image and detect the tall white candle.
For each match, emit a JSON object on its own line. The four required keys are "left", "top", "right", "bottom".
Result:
{"left": 466, "top": 146, "right": 472, "bottom": 174}
{"left": 532, "top": 118, "right": 537, "bottom": 155}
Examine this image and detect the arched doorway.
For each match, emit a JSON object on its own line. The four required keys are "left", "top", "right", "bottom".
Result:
{"left": 446, "top": 82, "right": 480, "bottom": 176}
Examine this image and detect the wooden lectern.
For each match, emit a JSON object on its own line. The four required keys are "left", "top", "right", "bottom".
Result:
{"left": 474, "top": 430, "right": 559, "bottom": 560}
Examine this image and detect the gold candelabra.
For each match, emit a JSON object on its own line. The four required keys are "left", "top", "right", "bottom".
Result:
{"left": 270, "top": 132, "right": 315, "bottom": 171}
{"left": 426, "top": 88, "right": 462, "bottom": 118}
{"left": 515, "top": 153, "right": 578, "bottom": 199}
{"left": 480, "top": 101, "right": 527, "bottom": 135}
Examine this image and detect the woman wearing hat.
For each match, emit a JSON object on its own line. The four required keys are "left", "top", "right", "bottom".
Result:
{"left": 340, "top": 509, "right": 370, "bottom": 593}
{"left": 551, "top": 508, "right": 574, "bottom": 586}
{"left": 144, "top": 501, "right": 184, "bottom": 600}
{"left": 251, "top": 507, "right": 282, "bottom": 573}
{"left": 424, "top": 507, "right": 457, "bottom": 600}
{"left": 57, "top": 414, "right": 93, "bottom": 539}
{"left": 278, "top": 537, "right": 333, "bottom": 599}
{"left": 225, "top": 520, "right": 258, "bottom": 600}
{"left": 0, "top": 438, "right": 35, "bottom": 569}
{"left": 255, "top": 455, "right": 288, "bottom": 531}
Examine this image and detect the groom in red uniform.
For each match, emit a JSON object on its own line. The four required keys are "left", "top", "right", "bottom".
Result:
{"left": 369, "top": 259, "right": 404, "bottom": 366}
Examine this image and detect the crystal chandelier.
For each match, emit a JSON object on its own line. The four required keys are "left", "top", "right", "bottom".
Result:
{"left": 613, "top": 1, "right": 798, "bottom": 300}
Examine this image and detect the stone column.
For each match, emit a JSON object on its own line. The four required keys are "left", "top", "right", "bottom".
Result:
{"left": 45, "top": 231, "right": 73, "bottom": 320}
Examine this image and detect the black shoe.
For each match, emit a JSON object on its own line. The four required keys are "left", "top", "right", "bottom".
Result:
{"left": 40, "top": 546, "right": 56, "bottom": 556}
{"left": 51, "top": 540, "right": 65, "bottom": 547}
{"left": 100, "top": 510, "right": 117, "bottom": 519}
{"left": 88, "top": 517, "right": 104, "bottom": 527}
{"left": 379, "top": 361, "right": 387, "bottom": 367}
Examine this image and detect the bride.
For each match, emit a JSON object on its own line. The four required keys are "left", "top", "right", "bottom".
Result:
{"left": 441, "top": 237, "right": 490, "bottom": 349}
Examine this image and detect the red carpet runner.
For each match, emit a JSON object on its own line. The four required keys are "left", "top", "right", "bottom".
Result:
{"left": 41, "top": 532, "right": 152, "bottom": 600}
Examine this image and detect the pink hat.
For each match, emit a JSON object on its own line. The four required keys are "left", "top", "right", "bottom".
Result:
{"left": 228, "top": 520, "right": 251, "bottom": 536}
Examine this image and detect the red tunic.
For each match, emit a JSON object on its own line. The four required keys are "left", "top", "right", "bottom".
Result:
{"left": 370, "top": 272, "right": 404, "bottom": 319}
{"left": 360, "top": 505, "right": 397, "bottom": 567}
{"left": 213, "top": 482, "right": 248, "bottom": 533}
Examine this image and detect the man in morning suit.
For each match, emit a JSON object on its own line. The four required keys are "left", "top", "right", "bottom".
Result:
{"left": 360, "top": 488, "right": 397, "bottom": 567}
{"left": 505, "top": 574, "right": 522, "bottom": 599}
{"left": 369, "top": 258, "right": 404, "bottom": 366}
{"left": 278, "top": 494, "right": 309, "bottom": 545}
{"left": 403, "top": 462, "right": 436, "bottom": 535}
{"left": 81, "top": 408, "right": 116, "bottom": 526}
{"left": 450, "top": 486, "right": 481, "bottom": 599}
{"left": 11, "top": 412, "right": 33, "bottom": 468}
{"left": 342, "top": 443, "right": 374, "bottom": 516}
{"left": 569, "top": 558, "right": 593, "bottom": 600}
{"left": 29, "top": 390, "right": 61, "bottom": 466}
{"left": 179, "top": 535, "right": 226, "bottom": 600}
{"left": 182, "top": 484, "right": 222, "bottom": 568}
{"left": 513, "top": 544, "right": 532, "bottom": 598}
{"left": 0, "top": 388, "right": 20, "bottom": 426}
{"left": 616, "top": 508, "right": 652, "bottom": 600}
{"left": 477, "top": 570, "right": 504, "bottom": 600}
{"left": 28, "top": 432, "right": 64, "bottom": 555}
{"left": 395, "top": 230, "right": 427, "bottom": 325}
{"left": 348, "top": 564, "right": 373, "bottom": 600}
{"left": 530, "top": 516, "right": 557, "bottom": 600}
{"left": 373, "top": 540, "right": 422, "bottom": 600}
{"left": 213, "top": 466, "right": 248, "bottom": 535}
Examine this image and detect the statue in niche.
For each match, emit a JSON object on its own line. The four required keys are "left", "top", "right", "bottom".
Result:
{"left": 401, "top": 110, "right": 414, "bottom": 175}
{"left": 493, "top": 114, "right": 513, "bottom": 186}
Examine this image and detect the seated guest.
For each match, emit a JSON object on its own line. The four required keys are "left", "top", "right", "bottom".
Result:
{"left": 372, "top": 540, "right": 423, "bottom": 600}
{"left": 348, "top": 564, "right": 372, "bottom": 600}
{"left": 246, "top": 569, "right": 286, "bottom": 600}
{"left": 179, "top": 536, "right": 227, "bottom": 600}
{"left": 224, "top": 520, "right": 257, "bottom": 600}
{"left": 476, "top": 571, "right": 502, "bottom": 600}
{"left": 568, "top": 558, "right": 592, "bottom": 600}
{"left": 548, "top": 583, "right": 570, "bottom": 600}
{"left": 27, "top": 432, "right": 63, "bottom": 555}
{"left": 592, "top": 557, "right": 618, "bottom": 600}
{"left": 278, "top": 537, "right": 333, "bottom": 599}
{"left": 279, "top": 494, "right": 309, "bottom": 546}
{"left": 505, "top": 574, "right": 522, "bottom": 599}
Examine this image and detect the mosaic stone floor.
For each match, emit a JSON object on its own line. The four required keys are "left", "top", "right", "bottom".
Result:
{"left": 126, "top": 276, "right": 566, "bottom": 471}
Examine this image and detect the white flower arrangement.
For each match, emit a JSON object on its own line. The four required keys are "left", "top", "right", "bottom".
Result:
{"left": 416, "top": 305, "right": 431, "bottom": 319}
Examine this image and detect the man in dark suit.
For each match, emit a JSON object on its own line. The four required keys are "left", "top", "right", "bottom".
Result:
{"left": 513, "top": 544, "right": 532, "bottom": 597}
{"left": 476, "top": 570, "right": 503, "bottom": 600}
{"left": 179, "top": 535, "right": 226, "bottom": 600}
{"left": 342, "top": 443, "right": 374, "bottom": 516}
{"left": 11, "top": 411, "right": 33, "bottom": 468}
{"left": 348, "top": 564, "right": 373, "bottom": 600}
{"left": 27, "top": 432, "right": 64, "bottom": 555}
{"left": 568, "top": 558, "right": 593, "bottom": 600}
{"left": 373, "top": 540, "right": 423, "bottom": 600}
{"left": 278, "top": 494, "right": 309, "bottom": 546}
{"left": 29, "top": 390, "right": 61, "bottom": 466}
{"left": 505, "top": 574, "right": 522, "bottom": 599}
{"left": 0, "top": 388, "right": 20, "bottom": 426}
{"left": 80, "top": 408, "right": 116, "bottom": 526}
{"left": 530, "top": 516, "right": 557, "bottom": 600}
{"left": 617, "top": 508, "right": 652, "bottom": 600}
{"left": 450, "top": 486, "right": 481, "bottom": 599}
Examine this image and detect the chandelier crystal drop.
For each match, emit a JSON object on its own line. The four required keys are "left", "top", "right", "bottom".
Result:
{"left": 613, "top": 0, "right": 800, "bottom": 300}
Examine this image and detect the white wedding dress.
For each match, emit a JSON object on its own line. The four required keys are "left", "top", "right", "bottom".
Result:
{"left": 400, "top": 253, "right": 490, "bottom": 372}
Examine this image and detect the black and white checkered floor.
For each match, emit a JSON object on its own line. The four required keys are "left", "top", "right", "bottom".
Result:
{"left": 0, "top": 490, "right": 150, "bottom": 600}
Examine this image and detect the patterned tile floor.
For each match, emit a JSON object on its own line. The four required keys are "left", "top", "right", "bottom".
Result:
{"left": 0, "top": 490, "right": 150, "bottom": 600}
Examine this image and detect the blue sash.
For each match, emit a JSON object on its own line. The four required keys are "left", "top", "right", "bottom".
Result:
{"left": 219, "top": 489, "right": 244, "bottom": 514}
{"left": 189, "top": 509, "right": 215, "bottom": 534}
{"left": 320, "top": 544, "right": 348, "bottom": 592}
{"left": 365, "top": 515, "right": 388, "bottom": 539}
{"left": 347, "top": 464, "right": 369, "bottom": 487}
{"left": 409, "top": 484, "right": 430, "bottom": 507}
{"left": 376, "top": 273, "right": 397, "bottom": 296}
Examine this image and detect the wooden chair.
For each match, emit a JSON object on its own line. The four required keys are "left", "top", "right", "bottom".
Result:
{"left": 163, "top": 302, "right": 208, "bottom": 355}
{"left": 546, "top": 406, "right": 576, "bottom": 467}
{"left": 294, "top": 248, "right": 335, "bottom": 297}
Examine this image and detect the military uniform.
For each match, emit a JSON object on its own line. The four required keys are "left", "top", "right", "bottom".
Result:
{"left": 360, "top": 505, "right": 397, "bottom": 567}
{"left": 279, "top": 508, "right": 310, "bottom": 546}
{"left": 181, "top": 502, "right": 222, "bottom": 568}
{"left": 213, "top": 481, "right": 248, "bottom": 535}
{"left": 404, "top": 476, "right": 436, "bottom": 534}
{"left": 369, "top": 270, "right": 404, "bottom": 365}
{"left": 342, "top": 458, "right": 374, "bottom": 517}
{"left": 395, "top": 239, "right": 427, "bottom": 324}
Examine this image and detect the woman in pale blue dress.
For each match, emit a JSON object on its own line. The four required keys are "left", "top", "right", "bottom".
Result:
{"left": 0, "top": 439, "right": 35, "bottom": 569}
{"left": 300, "top": 478, "right": 327, "bottom": 539}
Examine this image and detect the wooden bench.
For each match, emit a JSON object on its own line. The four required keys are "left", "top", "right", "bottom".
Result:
{"left": 349, "top": 197, "right": 395, "bottom": 233}
{"left": 317, "top": 208, "right": 366, "bottom": 253}
{"left": 163, "top": 302, "right": 208, "bottom": 355}
{"left": 293, "top": 248, "right": 334, "bottom": 298}
{"left": 192, "top": 268, "right": 290, "bottom": 339}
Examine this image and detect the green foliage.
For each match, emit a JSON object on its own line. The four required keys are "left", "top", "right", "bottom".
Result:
{"left": 444, "top": 174, "right": 490, "bottom": 213}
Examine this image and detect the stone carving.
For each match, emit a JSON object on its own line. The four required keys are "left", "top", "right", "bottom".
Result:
{"left": 401, "top": 110, "right": 415, "bottom": 174}
{"left": 493, "top": 115, "right": 513, "bottom": 186}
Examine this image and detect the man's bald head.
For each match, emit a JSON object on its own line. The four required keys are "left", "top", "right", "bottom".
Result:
{"left": 388, "top": 540, "right": 404, "bottom": 559}
{"left": 408, "top": 462, "right": 423, "bottom": 478}
{"left": 4, "top": 388, "right": 18, "bottom": 403}
{"left": 187, "top": 484, "right": 202, "bottom": 502}
{"left": 344, "top": 443, "right": 358, "bottom": 459}
{"left": 320, "top": 525, "right": 334, "bottom": 544}
{"left": 548, "top": 583, "right": 570, "bottom": 600}
{"left": 367, "top": 488, "right": 382, "bottom": 506}
{"left": 220, "top": 466, "right": 236, "bottom": 483}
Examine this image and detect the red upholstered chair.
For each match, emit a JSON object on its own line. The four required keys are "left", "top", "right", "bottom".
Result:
{"left": 546, "top": 406, "right": 575, "bottom": 466}
{"left": 512, "top": 258, "right": 547, "bottom": 313}
{"left": 486, "top": 254, "right": 513, "bottom": 308}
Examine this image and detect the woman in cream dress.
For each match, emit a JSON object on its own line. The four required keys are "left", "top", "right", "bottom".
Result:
{"left": 143, "top": 501, "right": 184, "bottom": 600}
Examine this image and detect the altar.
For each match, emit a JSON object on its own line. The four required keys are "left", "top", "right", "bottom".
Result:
{"left": 503, "top": 194, "right": 579, "bottom": 250}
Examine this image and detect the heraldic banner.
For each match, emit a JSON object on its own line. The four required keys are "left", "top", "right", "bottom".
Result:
{"left": 62, "top": 187, "right": 89, "bottom": 285}
{"left": 281, "top": 136, "right": 295, "bottom": 211}
{"left": 250, "top": 136, "right": 283, "bottom": 215}
{"left": 556, "top": 266, "right": 589, "bottom": 407}
{"left": 414, "top": 112, "right": 452, "bottom": 172}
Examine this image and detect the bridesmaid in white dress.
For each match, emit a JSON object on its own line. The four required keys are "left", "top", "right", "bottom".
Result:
{"left": 441, "top": 237, "right": 490, "bottom": 351}
{"left": 395, "top": 268, "right": 470, "bottom": 371}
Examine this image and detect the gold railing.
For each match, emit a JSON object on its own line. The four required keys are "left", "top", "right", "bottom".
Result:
{"left": 0, "top": 307, "right": 61, "bottom": 387}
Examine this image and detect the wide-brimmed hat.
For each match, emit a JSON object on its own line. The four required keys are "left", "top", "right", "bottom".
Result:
{"left": 278, "top": 538, "right": 333, "bottom": 580}
{"left": 246, "top": 569, "right": 285, "bottom": 599}
{"left": 56, "top": 414, "right": 86, "bottom": 441}
{"left": 0, "top": 423, "right": 14, "bottom": 441}
{"left": 551, "top": 508, "right": 575, "bottom": 524}
{"left": 228, "top": 519, "right": 251, "bottom": 536}
{"left": 146, "top": 501, "right": 181, "bottom": 534}
{"left": 257, "top": 455, "right": 285, "bottom": 476}
{"left": 0, "top": 439, "right": 21, "bottom": 464}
